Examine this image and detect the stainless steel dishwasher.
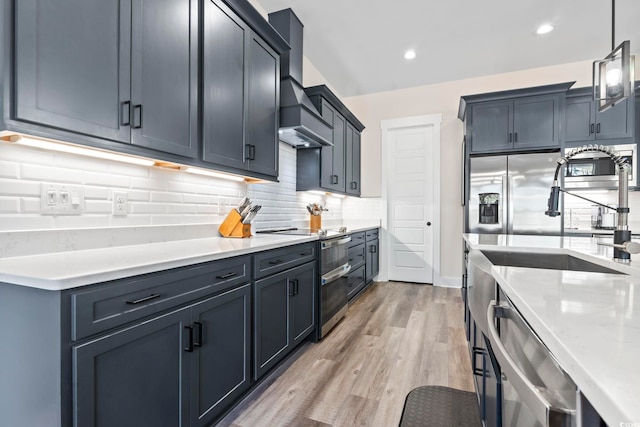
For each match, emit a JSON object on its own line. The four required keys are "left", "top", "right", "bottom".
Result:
{"left": 487, "top": 294, "right": 577, "bottom": 427}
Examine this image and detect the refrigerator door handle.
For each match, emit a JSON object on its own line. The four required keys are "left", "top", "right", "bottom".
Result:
{"left": 501, "top": 175, "right": 508, "bottom": 234}
{"left": 507, "top": 175, "right": 514, "bottom": 234}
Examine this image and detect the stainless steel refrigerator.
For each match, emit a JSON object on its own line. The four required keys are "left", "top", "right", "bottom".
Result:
{"left": 466, "top": 153, "right": 562, "bottom": 235}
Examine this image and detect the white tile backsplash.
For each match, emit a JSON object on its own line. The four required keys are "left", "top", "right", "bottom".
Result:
{"left": 0, "top": 141, "right": 381, "bottom": 256}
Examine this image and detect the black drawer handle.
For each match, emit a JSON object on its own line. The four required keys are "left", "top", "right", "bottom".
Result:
{"left": 300, "top": 252, "right": 311, "bottom": 256}
{"left": 216, "top": 272, "right": 238, "bottom": 280}
{"left": 269, "top": 259, "right": 284, "bottom": 265}
{"left": 508, "top": 132, "right": 513, "bottom": 143}
{"left": 126, "top": 293, "right": 161, "bottom": 305}
{"left": 193, "top": 321, "right": 203, "bottom": 348}
{"left": 596, "top": 123, "right": 601, "bottom": 134}
{"left": 514, "top": 132, "right": 518, "bottom": 143}
{"left": 184, "top": 325, "right": 194, "bottom": 353}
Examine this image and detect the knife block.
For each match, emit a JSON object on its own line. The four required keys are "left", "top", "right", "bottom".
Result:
{"left": 218, "top": 209, "right": 252, "bottom": 238}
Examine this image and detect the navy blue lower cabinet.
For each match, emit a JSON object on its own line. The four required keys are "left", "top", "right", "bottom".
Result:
{"left": 483, "top": 339, "right": 502, "bottom": 427}
{"left": 189, "top": 284, "right": 252, "bottom": 427}
{"left": 254, "top": 261, "right": 316, "bottom": 380}
{"left": 73, "top": 307, "right": 192, "bottom": 427}
{"left": 73, "top": 283, "right": 252, "bottom": 427}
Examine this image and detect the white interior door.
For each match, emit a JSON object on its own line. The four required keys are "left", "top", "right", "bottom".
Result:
{"left": 386, "top": 121, "right": 436, "bottom": 283}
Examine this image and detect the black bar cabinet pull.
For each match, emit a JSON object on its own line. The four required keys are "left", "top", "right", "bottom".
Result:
{"left": 590, "top": 123, "right": 595, "bottom": 134}
{"left": 246, "top": 144, "right": 256, "bottom": 160}
{"left": 269, "top": 259, "right": 284, "bottom": 265}
{"left": 193, "top": 322, "right": 203, "bottom": 348}
{"left": 184, "top": 325, "right": 194, "bottom": 352}
{"left": 471, "top": 347, "right": 484, "bottom": 376}
{"left": 596, "top": 123, "right": 601, "bottom": 134}
{"left": 332, "top": 175, "right": 338, "bottom": 184}
{"left": 133, "top": 104, "right": 143, "bottom": 129}
{"left": 216, "top": 272, "right": 238, "bottom": 280}
{"left": 514, "top": 132, "right": 518, "bottom": 143}
{"left": 508, "top": 133, "right": 513, "bottom": 143}
{"left": 289, "top": 279, "right": 296, "bottom": 297}
{"left": 126, "top": 293, "right": 161, "bottom": 305}
{"left": 121, "top": 101, "right": 131, "bottom": 126}
{"left": 300, "top": 252, "right": 311, "bottom": 256}
{"left": 370, "top": 245, "right": 377, "bottom": 254}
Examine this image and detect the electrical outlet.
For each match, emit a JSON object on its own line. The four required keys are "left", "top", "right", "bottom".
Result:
{"left": 113, "top": 191, "right": 128, "bottom": 216}
{"left": 40, "top": 183, "right": 84, "bottom": 215}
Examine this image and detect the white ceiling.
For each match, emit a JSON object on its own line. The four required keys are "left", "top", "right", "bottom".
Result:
{"left": 255, "top": 0, "right": 640, "bottom": 97}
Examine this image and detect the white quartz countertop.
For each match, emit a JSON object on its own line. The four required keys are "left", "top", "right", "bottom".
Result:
{"left": 464, "top": 233, "right": 640, "bottom": 425}
{"left": 0, "top": 234, "right": 318, "bottom": 291}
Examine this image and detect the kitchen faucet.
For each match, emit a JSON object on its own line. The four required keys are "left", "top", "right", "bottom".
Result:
{"left": 545, "top": 144, "right": 640, "bottom": 263}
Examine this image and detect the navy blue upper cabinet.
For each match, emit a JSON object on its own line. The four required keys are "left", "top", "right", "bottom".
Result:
{"left": 460, "top": 82, "right": 573, "bottom": 154}
{"left": 565, "top": 88, "right": 634, "bottom": 145}
{"left": 129, "top": 0, "right": 199, "bottom": 158}
{"left": 14, "top": 0, "right": 132, "bottom": 143}
{"left": 14, "top": 0, "right": 199, "bottom": 159}
{"left": 202, "top": 0, "right": 280, "bottom": 179}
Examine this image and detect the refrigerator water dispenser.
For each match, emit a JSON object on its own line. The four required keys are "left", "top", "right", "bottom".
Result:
{"left": 478, "top": 193, "right": 499, "bottom": 224}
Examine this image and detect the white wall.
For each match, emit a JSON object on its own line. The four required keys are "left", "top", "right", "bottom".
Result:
{"left": 342, "top": 59, "right": 640, "bottom": 279}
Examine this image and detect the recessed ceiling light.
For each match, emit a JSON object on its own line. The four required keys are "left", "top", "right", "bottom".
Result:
{"left": 536, "top": 24, "right": 554, "bottom": 35}
{"left": 404, "top": 50, "right": 416, "bottom": 60}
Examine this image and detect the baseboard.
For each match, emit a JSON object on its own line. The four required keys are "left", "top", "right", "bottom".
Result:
{"left": 435, "top": 276, "right": 462, "bottom": 288}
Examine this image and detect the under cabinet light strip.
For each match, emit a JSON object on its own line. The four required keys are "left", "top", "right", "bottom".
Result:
{"left": 10, "top": 135, "right": 156, "bottom": 166}
{"left": 182, "top": 167, "right": 246, "bottom": 182}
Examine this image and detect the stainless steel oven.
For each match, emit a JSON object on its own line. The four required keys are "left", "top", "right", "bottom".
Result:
{"left": 319, "top": 235, "right": 351, "bottom": 338}
{"left": 564, "top": 143, "right": 636, "bottom": 189}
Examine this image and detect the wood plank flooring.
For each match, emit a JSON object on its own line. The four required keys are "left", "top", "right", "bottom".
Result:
{"left": 217, "top": 281, "right": 474, "bottom": 427}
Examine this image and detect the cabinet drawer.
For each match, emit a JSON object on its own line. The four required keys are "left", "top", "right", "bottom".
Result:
{"left": 71, "top": 256, "right": 251, "bottom": 340}
{"left": 253, "top": 242, "right": 316, "bottom": 279}
{"left": 346, "top": 265, "right": 366, "bottom": 299}
{"left": 347, "top": 243, "right": 366, "bottom": 270}
{"left": 365, "top": 228, "right": 379, "bottom": 241}
{"left": 348, "top": 232, "right": 366, "bottom": 247}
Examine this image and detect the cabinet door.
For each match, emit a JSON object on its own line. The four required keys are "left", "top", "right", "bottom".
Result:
{"left": 73, "top": 308, "right": 190, "bottom": 427}
{"left": 346, "top": 124, "right": 361, "bottom": 196}
{"left": 202, "top": 0, "right": 248, "bottom": 170}
{"left": 246, "top": 34, "right": 279, "bottom": 177}
{"left": 190, "top": 284, "right": 251, "bottom": 427}
{"left": 596, "top": 97, "right": 633, "bottom": 140}
{"left": 289, "top": 262, "right": 316, "bottom": 346}
{"left": 332, "top": 113, "right": 347, "bottom": 193}
{"left": 469, "top": 101, "right": 512, "bottom": 153}
{"left": 130, "top": 0, "right": 198, "bottom": 158}
{"left": 254, "top": 271, "right": 290, "bottom": 379}
{"left": 365, "top": 239, "right": 379, "bottom": 283}
{"left": 512, "top": 94, "right": 560, "bottom": 150}
{"left": 346, "top": 264, "right": 366, "bottom": 300}
{"left": 320, "top": 100, "right": 337, "bottom": 189}
{"left": 565, "top": 96, "right": 595, "bottom": 143}
{"left": 14, "top": 0, "right": 131, "bottom": 143}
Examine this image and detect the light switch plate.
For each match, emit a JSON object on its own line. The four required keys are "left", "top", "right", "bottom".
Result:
{"left": 40, "top": 183, "right": 84, "bottom": 215}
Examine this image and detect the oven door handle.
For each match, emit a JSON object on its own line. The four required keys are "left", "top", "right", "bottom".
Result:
{"left": 486, "top": 301, "right": 574, "bottom": 426}
{"left": 321, "top": 236, "right": 352, "bottom": 249}
{"left": 321, "top": 263, "right": 352, "bottom": 285}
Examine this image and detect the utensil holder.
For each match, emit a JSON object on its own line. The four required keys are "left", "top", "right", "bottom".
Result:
{"left": 218, "top": 209, "right": 252, "bottom": 238}
{"left": 310, "top": 214, "right": 321, "bottom": 231}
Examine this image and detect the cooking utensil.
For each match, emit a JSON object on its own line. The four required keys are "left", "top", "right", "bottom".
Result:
{"left": 237, "top": 197, "right": 251, "bottom": 212}
{"left": 240, "top": 204, "right": 253, "bottom": 220}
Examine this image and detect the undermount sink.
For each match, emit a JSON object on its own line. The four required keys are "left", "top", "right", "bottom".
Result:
{"left": 480, "top": 250, "right": 626, "bottom": 275}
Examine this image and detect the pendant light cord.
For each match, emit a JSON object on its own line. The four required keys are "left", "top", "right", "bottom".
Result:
{"left": 611, "top": 0, "right": 615, "bottom": 51}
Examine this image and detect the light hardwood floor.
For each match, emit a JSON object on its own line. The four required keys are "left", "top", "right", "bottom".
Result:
{"left": 217, "top": 281, "right": 475, "bottom": 427}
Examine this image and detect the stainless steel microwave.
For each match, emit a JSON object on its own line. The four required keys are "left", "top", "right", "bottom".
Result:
{"left": 564, "top": 144, "right": 636, "bottom": 189}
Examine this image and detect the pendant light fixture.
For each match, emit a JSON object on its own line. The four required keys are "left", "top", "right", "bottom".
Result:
{"left": 592, "top": 0, "right": 635, "bottom": 112}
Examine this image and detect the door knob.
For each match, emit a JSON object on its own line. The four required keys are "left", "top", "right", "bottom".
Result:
{"left": 426, "top": 222, "right": 432, "bottom": 226}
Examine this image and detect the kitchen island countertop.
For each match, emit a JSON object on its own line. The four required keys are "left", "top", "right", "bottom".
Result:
{"left": 464, "top": 233, "right": 640, "bottom": 426}
{"left": 0, "top": 234, "right": 319, "bottom": 291}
